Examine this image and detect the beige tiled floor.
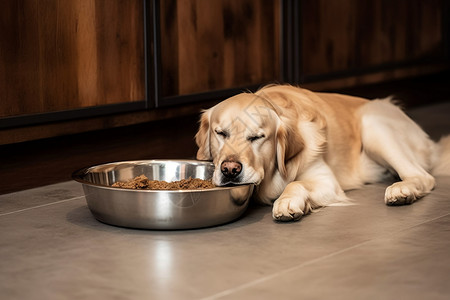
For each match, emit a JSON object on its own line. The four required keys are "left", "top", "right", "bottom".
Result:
{"left": 1, "top": 177, "right": 449, "bottom": 300}
{"left": 1, "top": 103, "right": 449, "bottom": 300}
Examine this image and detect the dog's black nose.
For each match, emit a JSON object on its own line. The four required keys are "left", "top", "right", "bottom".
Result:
{"left": 221, "top": 160, "right": 242, "bottom": 179}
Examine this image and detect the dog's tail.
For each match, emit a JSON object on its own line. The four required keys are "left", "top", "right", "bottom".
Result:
{"left": 432, "top": 135, "right": 450, "bottom": 176}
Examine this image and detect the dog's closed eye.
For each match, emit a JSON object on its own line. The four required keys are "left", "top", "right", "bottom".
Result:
{"left": 215, "top": 129, "right": 229, "bottom": 138}
{"left": 247, "top": 134, "right": 265, "bottom": 142}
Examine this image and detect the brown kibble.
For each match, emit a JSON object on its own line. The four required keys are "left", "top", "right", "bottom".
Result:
{"left": 111, "top": 175, "right": 215, "bottom": 190}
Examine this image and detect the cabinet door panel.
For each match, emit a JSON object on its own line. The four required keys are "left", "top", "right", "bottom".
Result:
{"left": 160, "top": 0, "right": 280, "bottom": 97}
{"left": 301, "top": 0, "right": 444, "bottom": 79}
{"left": 0, "top": 0, "right": 145, "bottom": 118}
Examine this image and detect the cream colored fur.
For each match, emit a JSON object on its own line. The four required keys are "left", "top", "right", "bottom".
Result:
{"left": 195, "top": 85, "right": 449, "bottom": 221}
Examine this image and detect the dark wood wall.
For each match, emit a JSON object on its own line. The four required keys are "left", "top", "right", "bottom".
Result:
{"left": 0, "top": 0, "right": 145, "bottom": 118}
{"left": 301, "top": 0, "right": 444, "bottom": 80}
{"left": 0, "top": 0, "right": 448, "bottom": 144}
{"left": 160, "top": 0, "right": 280, "bottom": 97}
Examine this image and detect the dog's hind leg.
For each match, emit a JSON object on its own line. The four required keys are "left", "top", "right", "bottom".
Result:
{"left": 359, "top": 99, "right": 437, "bottom": 205}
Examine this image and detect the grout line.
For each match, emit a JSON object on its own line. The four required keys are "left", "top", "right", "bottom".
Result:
{"left": 398, "top": 211, "right": 450, "bottom": 230}
{"left": 0, "top": 196, "right": 85, "bottom": 217}
{"left": 199, "top": 211, "right": 450, "bottom": 300}
{"left": 198, "top": 240, "right": 375, "bottom": 300}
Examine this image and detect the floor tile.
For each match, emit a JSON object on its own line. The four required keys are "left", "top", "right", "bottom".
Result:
{"left": 209, "top": 214, "right": 450, "bottom": 300}
{"left": 0, "top": 181, "right": 84, "bottom": 215}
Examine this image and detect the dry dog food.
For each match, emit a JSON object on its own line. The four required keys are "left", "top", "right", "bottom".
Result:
{"left": 111, "top": 174, "right": 215, "bottom": 190}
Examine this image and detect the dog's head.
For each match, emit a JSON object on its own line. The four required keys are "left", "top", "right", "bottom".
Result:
{"left": 195, "top": 91, "right": 304, "bottom": 186}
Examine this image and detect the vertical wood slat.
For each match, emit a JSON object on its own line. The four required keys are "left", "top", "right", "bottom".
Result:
{"left": 159, "top": 0, "right": 281, "bottom": 97}
{"left": 0, "top": 0, "right": 145, "bottom": 118}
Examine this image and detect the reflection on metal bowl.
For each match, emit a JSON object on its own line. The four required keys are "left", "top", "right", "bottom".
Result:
{"left": 72, "top": 160, "right": 254, "bottom": 230}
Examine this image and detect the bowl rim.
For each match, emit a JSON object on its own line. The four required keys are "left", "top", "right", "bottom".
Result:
{"left": 72, "top": 159, "right": 254, "bottom": 193}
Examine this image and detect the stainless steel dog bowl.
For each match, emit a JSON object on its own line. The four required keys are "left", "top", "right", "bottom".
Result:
{"left": 72, "top": 160, "right": 254, "bottom": 230}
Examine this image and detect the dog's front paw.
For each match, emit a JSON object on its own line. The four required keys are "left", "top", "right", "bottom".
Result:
{"left": 385, "top": 181, "right": 420, "bottom": 205}
{"left": 272, "top": 197, "right": 305, "bottom": 221}
{"left": 385, "top": 176, "right": 435, "bottom": 206}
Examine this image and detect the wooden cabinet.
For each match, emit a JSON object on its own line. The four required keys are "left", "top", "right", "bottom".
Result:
{"left": 0, "top": 0, "right": 448, "bottom": 143}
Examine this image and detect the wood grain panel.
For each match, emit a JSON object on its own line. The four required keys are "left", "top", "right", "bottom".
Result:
{"left": 160, "top": 0, "right": 280, "bottom": 97}
{"left": 301, "top": 0, "right": 444, "bottom": 77}
{"left": 0, "top": 0, "right": 145, "bottom": 118}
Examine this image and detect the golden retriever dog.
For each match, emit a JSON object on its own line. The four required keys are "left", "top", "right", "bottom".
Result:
{"left": 195, "top": 85, "right": 450, "bottom": 221}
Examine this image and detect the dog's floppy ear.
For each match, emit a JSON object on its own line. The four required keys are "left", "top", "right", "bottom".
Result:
{"left": 195, "top": 109, "right": 213, "bottom": 160}
{"left": 276, "top": 119, "right": 304, "bottom": 178}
